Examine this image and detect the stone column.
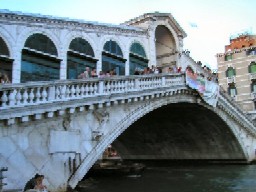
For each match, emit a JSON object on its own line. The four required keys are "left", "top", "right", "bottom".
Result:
{"left": 59, "top": 51, "right": 67, "bottom": 80}
{"left": 12, "top": 48, "right": 22, "bottom": 83}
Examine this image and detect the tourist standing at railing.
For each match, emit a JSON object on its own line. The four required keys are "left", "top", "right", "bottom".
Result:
{"left": 3, "top": 74, "right": 10, "bottom": 83}
{"left": 91, "top": 68, "right": 97, "bottom": 77}
{"left": 78, "top": 67, "right": 90, "bottom": 79}
{"left": 0, "top": 73, "right": 10, "bottom": 84}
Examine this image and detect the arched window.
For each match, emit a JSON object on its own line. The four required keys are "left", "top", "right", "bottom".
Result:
{"left": 103, "top": 40, "right": 123, "bottom": 57}
{"left": 225, "top": 54, "right": 233, "bottom": 61}
{"left": 129, "top": 42, "right": 148, "bottom": 75}
{"left": 249, "top": 61, "right": 256, "bottom": 73}
{"left": 0, "top": 36, "right": 13, "bottom": 81}
{"left": 225, "top": 67, "right": 236, "bottom": 77}
{"left": 67, "top": 38, "right": 97, "bottom": 79}
{"left": 21, "top": 33, "right": 60, "bottom": 82}
{"left": 102, "top": 40, "right": 126, "bottom": 75}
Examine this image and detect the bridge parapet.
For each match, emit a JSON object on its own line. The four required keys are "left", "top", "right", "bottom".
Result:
{"left": 0, "top": 73, "right": 186, "bottom": 124}
{"left": 217, "top": 87, "right": 256, "bottom": 136}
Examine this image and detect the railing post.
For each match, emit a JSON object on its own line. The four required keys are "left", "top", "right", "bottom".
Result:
{"left": 98, "top": 80, "right": 104, "bottom": 95}
{"left": 161, "top": 76, "right": 166, "bottom": 87}
{"left": 135, "top": 78, "right": 139, "bottom": 90}
{"left": 47, "top": 85, "right": 56, "bottom": 102}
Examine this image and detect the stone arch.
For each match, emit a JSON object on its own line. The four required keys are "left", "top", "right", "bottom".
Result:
{"left": 0, "top": 26, "right": 15, "bottom": 57}
{"left": 63, "top": 33, "right": 97, "bottom": 57}
{"left": 68, "top": 92, "right": 248, "bottom": 188}
{"left": 151, "top": 22, "right": 180, "bottom": 53}
{"left": 99, "top": 36, "right": 126, "bottom": 56}
{"left": 0, "top": 30, "right": 14, "bottom": 81}
{"left": 129, "top": 40, "right": 148, "bottom": 58}
{"left": 17, "top": 28, "right": 61, "bottom": 57}
{"left": 24, "top": 33, "right": 58, "bottom": 56}
{"left": 101, "top": 37, "right": 126, "bottom": 75}
{"left": 66, "top": 36, "right": 98, "bottom": 79}
{"left": 128, "top": 40, "right": 149, "bottom": 75}
{"left": 20, "top": 31, "right": 61, "bottom": 82}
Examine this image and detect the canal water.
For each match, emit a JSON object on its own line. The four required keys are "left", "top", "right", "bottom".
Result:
{"left": 77, "top": 163, "right": 256, "bottom": 192}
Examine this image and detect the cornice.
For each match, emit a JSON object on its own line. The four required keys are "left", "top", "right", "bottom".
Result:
{"left": 123, "top": 12, "right": 187, "bottom": 38}
{"left": 0, "top": 9, "right": 147, "bottom": 36}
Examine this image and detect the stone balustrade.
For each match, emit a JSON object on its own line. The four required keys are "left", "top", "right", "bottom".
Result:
{"left": 0, "top": 73, "right": 186, "bottom": 122}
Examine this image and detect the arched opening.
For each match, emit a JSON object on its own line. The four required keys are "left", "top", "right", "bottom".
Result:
{"left": 248, "top": 61, "right": 256, "bottom": 73}
{"left": 67, "top": 38, "right": 97, "bottom": 79}
{"left": 129, "top": 42, "right": 148, "bottom": 75}
{"left": 21, "top": 33, "right": 60, "bottom": 82}
{"left": 155, "top": 25, "right": 176, "bottom": 71}
{"left": 0, "top": 36, "right": 13, "bottom": 81}
{"left": 102, "top": 40, "right": 126, "bottom": 76}
{"left": 226, "top": 67, "right": 236, "bottom": 77}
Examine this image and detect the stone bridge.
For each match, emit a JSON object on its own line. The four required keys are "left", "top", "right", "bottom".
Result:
{"left": 0, "top": 73, "right": 256, "bottom": 191}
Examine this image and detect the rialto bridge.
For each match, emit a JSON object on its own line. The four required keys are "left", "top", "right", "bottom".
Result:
{"left": 0, "top": 73, "right": 256, "bottom": 191}
{"left": 0, "top": 9, "right": 256, "bottom": 192}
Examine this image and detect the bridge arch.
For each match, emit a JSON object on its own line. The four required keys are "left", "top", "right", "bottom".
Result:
{"left": 68, "top": 91, "right": 248, "bottom": 188}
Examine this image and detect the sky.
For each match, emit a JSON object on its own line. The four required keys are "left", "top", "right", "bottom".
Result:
{"left": 0, "top": 0, "right": 255, "bottom": 70}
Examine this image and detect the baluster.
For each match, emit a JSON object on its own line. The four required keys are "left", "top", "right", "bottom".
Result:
{"left": 141, "top": 79, "right": 145, "bottom": 89}
{"left": 106, "top": 81, "right": 110, "bottom": 94}
{"left": 84, "top": 84, "right": 89, "bottom": 96}
{"left": 16, "top": 89, "right": 21, "bottom": 105}
{"left": 116, "top": 81, "right": 120, "bottom": 92}
{"left": 65, "top": 85, "right": 71, "bottom": 99}
{"left": 1, "top": 91, "right": 8, "bottom": 107}
{"left": 75, "top": 84, "right": 80, "bottom": 97}
{"left": 104, "top": 81, "right": 108, "bottom": 94}
{"left": 22, "top": 89, "right": 29, "bottom": 105}
{"left": 35, "top": 87, "right": 41, "bottom": 103}
{"left": 29, "top": 88, "right": 34, "bottom": 104}
{"left": 93, "top": 83, "right": 97, "bottom": 95}
{"left": 41, "top": 87, "right": 47, "bottom": 102}
{"left": 60, "top": 85, "right": 66, "bottom": 99}
{"left": 70, "top": 84, "right": 76, "bottom": 98}
{"left": 89, "top": 83, "right": 94, "bottom": 95}
{"left": 8, "top": 90, "right": 16, "bottom": 107}
{"left": 120, "top": 81, "right": 124, "bottom": 92}
{"left": 55, "top": 86, "right": 60, "bottom": 100}
{"left": 80, "top": 84, "right": 85, "bottom": 97}
{"left": 109, "top": 81, "right": 114, "bottom": 93}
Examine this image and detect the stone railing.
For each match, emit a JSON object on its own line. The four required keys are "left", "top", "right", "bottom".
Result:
{"left": 0, "top": 73, "right": 185, "bottom": 112}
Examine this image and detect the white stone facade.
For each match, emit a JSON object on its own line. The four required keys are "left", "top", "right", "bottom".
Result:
{"left": 0, "top": 10, "right": 186, "bottom": 83}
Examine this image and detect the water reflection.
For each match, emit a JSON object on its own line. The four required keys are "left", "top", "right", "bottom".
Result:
{"left": 78, "top": 164, "right": 256, "bottom": 192}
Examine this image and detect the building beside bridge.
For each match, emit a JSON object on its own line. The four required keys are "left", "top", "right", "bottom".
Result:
{"left": 217, "top": 33, "right": 256, "bottom": 112}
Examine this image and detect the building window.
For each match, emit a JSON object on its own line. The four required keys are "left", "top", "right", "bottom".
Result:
{"left": 251, "top": 81, "right": 256, "bottom": 93}
{"left": 225, "top": 54, "right": 233, "bottom": 61}
{"left": 226, "top": 67, "right": 236, "bottom": 77}
{"left": 247, "top": 48, "right": 256, "bottom": 56}
{"left": 129, "top": 42, "right": 148, "bottom": 75}
{"left": 249, "top": 61, "right": 256, "bottom": 73}
{"left": 21, "top": 33, "right": 60, "bottom": 82}
{"left": 67, "top": 38, "right": 97, "bottom": 79}
{"left": 228, "top": 83, "right": 237, "bottom": 98}
{"left": 102, "top": 40, "right": 125, "bottom": 75}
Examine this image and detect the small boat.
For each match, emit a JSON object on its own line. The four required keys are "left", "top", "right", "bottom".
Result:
{"left": 88, "top": 160, "right": 145, "bottom": 176}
